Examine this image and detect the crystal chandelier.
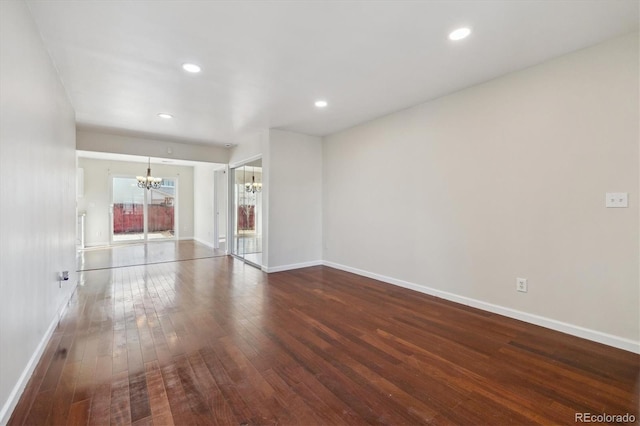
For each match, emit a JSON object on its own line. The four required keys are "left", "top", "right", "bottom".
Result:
{"left": 245, "top": 175, "right": 262, "bottom": 194}
{"left": 137, "top": 157, "right": 162, "bottom": 190}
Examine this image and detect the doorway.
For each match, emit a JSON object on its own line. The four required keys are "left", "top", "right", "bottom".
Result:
{"left": 230, "top": 159, "right": 262, "bottom": 267}
{"left": 111, "top": 176, "right": 177, "bottom": 243}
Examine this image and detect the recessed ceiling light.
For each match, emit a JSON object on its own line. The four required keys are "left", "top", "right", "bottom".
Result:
{"left": 315, "top": 100, "right": 328, "bottom": 108}
{"left": 182, "top": 63, "right": 201, "bottom": 73}
{"left": 157, "top": 113, "right": 173, "bottom": 119}
{"left": 449, "top": 27, "right": 471, "bottom": 41}
{"left": 224, "top": 143, "right": 232, "bottom": 148}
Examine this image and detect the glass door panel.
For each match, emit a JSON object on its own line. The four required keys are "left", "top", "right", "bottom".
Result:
{"left": 112, "top": 177, "right": 145, "bottom": 242}
{"left": 148, "top": 178, "right": 176, "bottom": 240}
{"left": 111, "top": 175, "right": 176, "bottom": 244}
{"left": 231, "top": 166, "right": 245, "bottom": 258}
{"left": 231, "top": 160, "right": 262, "bottom": 267}
{"left": 242, "top": 163, "right": 262, "bottom": 266}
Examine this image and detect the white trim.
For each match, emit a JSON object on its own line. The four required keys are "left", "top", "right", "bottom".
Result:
{"left": 0, "top": 285, "right": 77, "bottom": 425}
{"left": 229, "top": 154, "right": 262, "bottom": 169}
{"left": 322, "top": 260, "right": 640, "bottom": 354}
{"left": 264, "top": 260, "right": 323, "bottom": 273}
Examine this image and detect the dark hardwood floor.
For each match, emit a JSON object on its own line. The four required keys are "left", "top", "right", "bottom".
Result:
{"left": 9, "top": 245, "right": 639, "bottom": 425}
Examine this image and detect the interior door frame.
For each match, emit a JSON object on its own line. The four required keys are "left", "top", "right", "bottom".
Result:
{"left": 228, "top": 155, "right": 262, "bottom": 266}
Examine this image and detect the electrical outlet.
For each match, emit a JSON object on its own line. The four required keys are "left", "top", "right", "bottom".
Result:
{"left": 605, "top": 192, "right": 628, "bottom": 208}
{"left": 516, "top": 277, "right": 528, "bottom": 293}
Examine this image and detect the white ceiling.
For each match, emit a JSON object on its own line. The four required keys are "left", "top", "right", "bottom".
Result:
{"left": 27, "top": 0, "right": 638, "bottom": 147}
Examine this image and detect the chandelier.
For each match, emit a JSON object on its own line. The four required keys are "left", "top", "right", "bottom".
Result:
{"left": 245, "top": 175, "right": 262, "bottom": 194}
{"left": 137, "top": 157, "right": 162, "bottom": 190}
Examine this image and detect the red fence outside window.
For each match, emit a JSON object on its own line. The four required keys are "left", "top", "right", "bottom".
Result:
{"left": 113, "top": 203, "right": 174, "bottom": 234}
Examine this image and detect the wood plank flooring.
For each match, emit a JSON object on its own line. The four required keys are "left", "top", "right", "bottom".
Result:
{"left": 9, "top": 248, "right": 639, "bottom": 425}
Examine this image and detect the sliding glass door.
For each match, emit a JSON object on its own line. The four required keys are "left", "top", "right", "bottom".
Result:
{"left": 111, "top": 177, "right": 145, "bottom": 242}
{"left": 111, "top": 176, "right": 176, "bottom": 243}
{"left": 231, "top": 160, "right": 262, "bottom": 267}
{"left": 147, "top": 179, "right": 176, "bottom": 239}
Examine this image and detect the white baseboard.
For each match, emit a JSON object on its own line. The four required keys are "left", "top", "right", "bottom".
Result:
{"left": 0, "top": 284, "right": 77, "bottom": 425}
{"left": 264, "top": 260, "right": 323, "bottom": 273}
{"left": 322, "top": 260, "right": 640, "bottom": 354}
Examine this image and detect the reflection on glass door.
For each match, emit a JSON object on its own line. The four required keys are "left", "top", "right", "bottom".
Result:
{"left": 111, "top": 176, "right": 176, "bottom": 243}
{"left": 148, "top": 179, "right": 176, "bottom": 239}
{"left": 231, "top": 160, "right": 262, "bottom": 267}
{"left": 112, "top": 177, "right": 145, "bottom": 242}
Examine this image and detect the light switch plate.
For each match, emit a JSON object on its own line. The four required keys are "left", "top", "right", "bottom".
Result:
{"left": 605, "top": 192, "right": 628, "bottom": 208}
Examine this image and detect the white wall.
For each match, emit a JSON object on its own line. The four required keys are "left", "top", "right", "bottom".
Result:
{"left": 193, "top": 163, "right": 217, "bottom": 247}
{"left": 0, "top": 1, "right": 77, "bottom": 422}
{"left": 229, "top": 130, "right": 268, "bottom": 166}
{"left": 267, "top": 129, "right": 323, "bottom": 271}
{"left": 77, "top": 157, "right": 195, "bottom": 246}
{"left": 323, "top": 34, "right": 639, "bottom": 349}
{"left": 77, "top": 128, "right": 230, "bottom": 164}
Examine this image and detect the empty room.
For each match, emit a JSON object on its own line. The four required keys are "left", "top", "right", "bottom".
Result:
{"left": 1, "top": 0, "right": 638, "bottom": 425}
